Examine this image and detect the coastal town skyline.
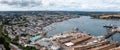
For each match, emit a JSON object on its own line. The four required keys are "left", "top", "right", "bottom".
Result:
{"left": 1, "top": 0, "right": 120, "bottom": 50}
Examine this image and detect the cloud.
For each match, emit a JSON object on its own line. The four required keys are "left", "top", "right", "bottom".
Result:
{"left": 0, "top": 0, "right": 120, "bottom": 11}
{"left": 0, "top": 0, "right": 42, "bottom": 7}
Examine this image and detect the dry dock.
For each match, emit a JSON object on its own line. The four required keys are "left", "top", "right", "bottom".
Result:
{"left": 49, "top": 30, "right": 120, "bottom": 50}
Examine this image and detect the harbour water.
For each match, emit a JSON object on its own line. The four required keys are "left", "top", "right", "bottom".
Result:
{"left": 44, "top": 16, "right": 120, "bottom": 42}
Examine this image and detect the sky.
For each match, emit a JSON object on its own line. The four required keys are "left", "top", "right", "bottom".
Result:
{"left": 0, "top": 0, "right": 120, "bottom": 11}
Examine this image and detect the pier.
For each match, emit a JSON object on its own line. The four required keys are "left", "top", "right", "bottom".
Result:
{"left": 104, "top": 24, "right": 120, "bottom": 33}
{"left": 103, "top": 25, "right": 120, "bottom": 39}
